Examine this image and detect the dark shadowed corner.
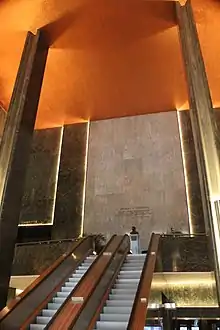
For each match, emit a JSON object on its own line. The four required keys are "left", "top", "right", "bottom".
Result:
{"left": 39, "top": 11, "right": 76, "bottom": 48}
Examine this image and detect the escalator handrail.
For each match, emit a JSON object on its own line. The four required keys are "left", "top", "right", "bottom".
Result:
{"left": 87, "top": 240, "right": 130, "bottom": 330}
{"left": 0, "top": 235, "right": 93, "bottom": 320}
{"left": 127, "top": 233, "right": 160, "bottom": 330}
{"left": 47, "top": 234, "right": 130, "bottom": 329}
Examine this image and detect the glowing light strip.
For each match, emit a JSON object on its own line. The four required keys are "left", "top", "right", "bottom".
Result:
{"left": 51, "top": 126, "right": 64, "bottom": 225}
{"left": 19, "top": 223, "right": 52, "bottom": 227}
{"left": 177, "top": 111, "right": 193, "bottom": 234}
{"left": 80, "top": 121, "right": 90, "bottom": 237}
{"left": 210, "top": 201, "right": 220, "bottom": 273}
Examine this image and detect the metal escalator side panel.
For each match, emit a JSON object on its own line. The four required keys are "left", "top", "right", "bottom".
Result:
{"left": 47, "top": 235, "right": 130, "bottom": 330}
{"left": 0, "top": 236, "right": 94, "bottom": 330}
{"left": 127, "top": 233, "right": 160, "bottom": 330}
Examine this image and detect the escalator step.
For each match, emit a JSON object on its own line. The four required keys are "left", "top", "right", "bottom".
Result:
{"left": 111, "top": 288, "right": 137, "bottom": 295}
{"left": 106, "top": 300, "right": 133, "bottom": 307}
{"left": 61, "top": 286, "right": 74, "bottom": 292}
{"left": 116, "top": 278, "right": 139, "bottom": 283}
{"left": 117, "top": 273, "right": 141, "bottom": 279}
{"left": 47, "top": 302, "right": 62, "bottom": 310}
{"left": 42, "top": 309, "right": 56, "bottom": 317}
{"left": 36, "top": 316, "right": 52, "bottom": 324}
{"left": 70, "top": 274, "right": 83, "bottom": 278}
{"left": 30, "top": 324, "right": 45, "bottom": 330}
{"left": 103, "top": 306, "right": 132, "bottom": 314}
{"left": 100, "top": 313, "right": 130, "bottom": 321}
{"left": 65, "top": 282, "right": 76, "bottom": 287}
{"left": 96, "top": 321, "right": 128, "bottom": 329}
{"left": 114, "top": 283, "right": 138, "bottom": 289}
{"left": 53, "top": 297, "right": 66, "bottom": 303}
{"left": 121, "top": 266, "right": 143, "bottom": 270}
{"left": 69, "top": 275, "right": 82, "bottom": 283}
{"left": 75, "top": 270, "right": 87, "bottom": 274}
{"left": 56, "top": 291, "right": 70, "bottom": 298}
{"left": 109, "top": 294, "right": 135, "bottom": 300}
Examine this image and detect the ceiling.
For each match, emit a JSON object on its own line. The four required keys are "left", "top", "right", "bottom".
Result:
{"left": 0, "top": 0, "right": 218, "bottom": 129}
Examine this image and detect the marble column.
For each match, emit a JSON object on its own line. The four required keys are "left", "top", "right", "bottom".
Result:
{"left": 0, "top": 30, "right": 49, "bottom": 309}
{"left": 176, "top": 0, "right": 220, "bottom": 301}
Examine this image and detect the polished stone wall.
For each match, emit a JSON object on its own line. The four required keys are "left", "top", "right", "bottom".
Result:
{"left": 84, "top": 111, "right": 189, "bottom": 248}
{"left": 12, "top": 240, "right": 76, "bottom": 275}
{"left": 18, "top": 123, "right": 87, "bottom": 241}
{"left": 156, "top": 235, "right": 212, "bottom": 272}
{"left": 150, "top": 272, "right": 218, "bottom": 307}
{"left": 52, "top": 123, "right": 88, "bottom": 239}
{"left": 19, "top": 127, "right": 62, "bottom": 225}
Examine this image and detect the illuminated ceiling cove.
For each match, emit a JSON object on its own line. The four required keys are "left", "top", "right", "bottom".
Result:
{"left": 0, "top": 0, "right": 219, "bottom": 128}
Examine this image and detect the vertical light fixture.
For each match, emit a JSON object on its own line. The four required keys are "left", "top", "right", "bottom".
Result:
{"left": 210, "top": 200, "right": 220, "bottom": 271}
{"left": 177, "top": 110, "right": 193, "bottom": 234}
{"left": 80, "top": 120, "right": 90, "bottom": 237}
{"left": 51, "top": 126, "right": 64, "bottom": 224}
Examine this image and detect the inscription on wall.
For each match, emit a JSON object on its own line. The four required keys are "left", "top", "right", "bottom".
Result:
{"left": 117, "top": 207, "right": 152, "bottom": 218}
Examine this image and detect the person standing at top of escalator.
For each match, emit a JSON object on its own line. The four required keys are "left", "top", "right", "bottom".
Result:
{"left": 130, "top": 226, "right": 139, "bottom": 235}
{"left": 130, "top": 226, "right": 140, "bottom": 254}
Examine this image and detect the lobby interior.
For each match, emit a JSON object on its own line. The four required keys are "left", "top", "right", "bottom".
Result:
{"left": 0, "top": 0, "right": 220, "bottom": 328}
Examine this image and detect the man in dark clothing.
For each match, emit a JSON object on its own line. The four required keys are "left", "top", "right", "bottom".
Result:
{"left": 130, "top": 226, "right": 139, "bottom": 235}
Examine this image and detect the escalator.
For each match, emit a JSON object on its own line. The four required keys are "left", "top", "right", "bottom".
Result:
{"left": 48, "top": 233, "right": 159, "bottom": 330}
{"left": 0, "top": 233, "right": 159, "bottom": 330}
{"left": 29, "top": 255, "right": 96, "bottom": 329}
{"left": 93, "top": 254, "right": 146, "bottom": 329}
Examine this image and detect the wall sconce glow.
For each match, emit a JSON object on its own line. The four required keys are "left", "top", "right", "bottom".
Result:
{"left": 72, "top": 253, "right": 77, "bottom": 259}
{"left": 177, "top": 111, "right": 193, "bottom": 234}
{"left": 51, "top": 126, "right": 64, "bottom": 225}
{"left": 80, "top": 121, "right": 90, "bottom": 237}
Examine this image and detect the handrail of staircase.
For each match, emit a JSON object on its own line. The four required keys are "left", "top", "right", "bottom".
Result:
{"left": 127, "top": 233, "right": 160, "bottom": 330}
{"left": 46, "top": 235, "right": 130, "bottom": 329}
{"left": 0, "top": 235, "right": 94, "bottom": 327}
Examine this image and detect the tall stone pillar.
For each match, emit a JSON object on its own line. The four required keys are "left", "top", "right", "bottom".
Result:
{"left": 176, "top": 0, "right": 220, "bottom": 301}
{"left": 0, "top": 30, "right": 49, "bottom": 309}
